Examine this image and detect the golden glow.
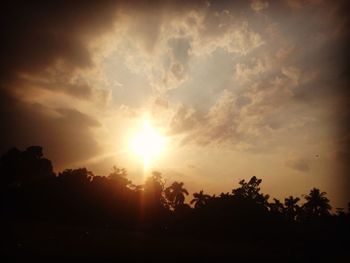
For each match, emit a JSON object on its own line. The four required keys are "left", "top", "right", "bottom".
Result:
{"left": 130, "top": 118, "right": 166, "bottom": 170}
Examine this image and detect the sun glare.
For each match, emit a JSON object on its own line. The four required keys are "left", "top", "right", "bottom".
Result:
{"left": 131, "top": 118, "right": 166, "bottom": 170}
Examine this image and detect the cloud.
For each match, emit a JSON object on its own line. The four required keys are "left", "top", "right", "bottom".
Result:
{"left": 285, "top": 156, "right": 311, "bottom": 172}
{"left": 0, "top": 2, "right": 124, "bottom": 167}
{"left": 0, "top": 0, "right": 349, "bottom": 190}
{"left": 281, "top": 66, "right": 301, "bottom": 86}
{"left": 193, "top": 20, "right": 265, "bottom": 56}
{"left": 169, "top": 90, "right": 248, "bottom": 147}
{"left": 0, "top": 89, "right": 101, "bottom": 169}
{"left": 250, "top": 0, "right": 269, "bottom": 13}
{"left": 0, "top": 1, "right": 120, "bottom": 87}
{"left": 169, "top": 104, "right": 201, "bottom": 135}
{"left": 235, "top": 58, "right": 268, "bottom": 84}
{"left": 18, "top": 68, "right": 111, "bottom": 105}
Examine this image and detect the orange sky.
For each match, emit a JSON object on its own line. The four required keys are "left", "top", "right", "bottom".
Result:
{"left": 0, "top": 0, "right": 349, "bottom": 208}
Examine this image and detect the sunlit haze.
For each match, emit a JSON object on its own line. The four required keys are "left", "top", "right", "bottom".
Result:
{"left": 0, "top": 0, "right": 349, "bottom": 209}
{"left": 130, "top": 116, "right": 167, "bottom": 171}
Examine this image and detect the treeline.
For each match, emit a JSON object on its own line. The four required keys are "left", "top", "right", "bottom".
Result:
{"left": 1, "top": 146, "right": 349, "bottom": 238}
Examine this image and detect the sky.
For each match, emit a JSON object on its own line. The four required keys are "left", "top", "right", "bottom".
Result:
{"left": 0, "top": 0, "right": 349, "bottom": 208}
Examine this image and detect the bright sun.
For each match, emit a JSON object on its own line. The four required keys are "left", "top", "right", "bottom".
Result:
{"left": 130, "top": 118, "right": 166, "bottom": 170}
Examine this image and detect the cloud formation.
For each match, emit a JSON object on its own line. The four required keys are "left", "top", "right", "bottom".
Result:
{"left": 0, "top": 1, "right": 121, "bottom": 167}
{"left": 0, "top": 0, "right": 349, "bottom": 206}
{"left": 285, "top": 156, "right": 311, "bottom": 172}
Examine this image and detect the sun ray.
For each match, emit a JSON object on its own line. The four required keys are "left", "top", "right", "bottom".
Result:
{"left": 130, "top": 117, "right": 166, "bottom": 173}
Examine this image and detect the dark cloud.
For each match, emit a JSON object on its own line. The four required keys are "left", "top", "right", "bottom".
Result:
{"left": 0, "top": 0, "right": 210, "bottom": 96}
{"left": 0, "top": 89, "right": 101, "bottom": 169}
{"left": 0, "top": 1, "right": 121, "bottom": 87}
{"left": 18, "top": 72, "right": 111, "bottom": 105}
{"left": 0, "top": 1, "right": 122, "bottom": 167}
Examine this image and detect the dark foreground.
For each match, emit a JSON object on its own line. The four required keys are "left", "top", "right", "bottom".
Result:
{"left": 2, "top": 219, "right": 349, "bottom": 262}
{"left": 1, "top": 147, "right": 349, "bottom": 262}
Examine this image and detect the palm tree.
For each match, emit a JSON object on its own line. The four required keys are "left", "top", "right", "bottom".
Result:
{"left": 190, "top": 190, "right": 211, "bottom": 209}
{"left": 284, "top": 196, "right": 300, "bottom": 221}
{"left": 165, "top": 181, "right": 189, "bottom": 209}
{"left": 303, "top": 188, "right": 331, "bottom": 217}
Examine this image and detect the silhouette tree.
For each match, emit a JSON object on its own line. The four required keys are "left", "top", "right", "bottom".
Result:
{"left": 284, "top": 196, "right": 300, "bottom": 221}
{"left": 143, "top": 171, "right": 167, "bottom": 208}
{"left": 0, "top": 146, "right": 54, "bottom": 187}
{"left": 232, "top": 176, "right": 269, "bottom": 206}
{"left": 2, "top": 146, "right": 349, "bottom": 262}
{"left": 190, "top": 190, "right": 211, "bottom": 209}
{"left": 130, "top": 183, "right": 143, "bottom": 193}
{"left": 165, "top": 181, "right": 189, "bottom": 210}
{"left": 269, "top": 198, "right": 285, "bottom": 215}
{"left": 58, "top": 168, "right": 93, "bottom": 184}
{"left": 108, "top": 166, "right": 131, "bottom": 189}
{"left": 303, "top": 188, "right": 331, "bottom": 217}
{"left": 336, "top": 208, "right": 345, "bottom": 217}
{"left": 219, "top": 192, "right": 231, "bottom": 200}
